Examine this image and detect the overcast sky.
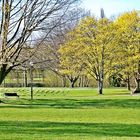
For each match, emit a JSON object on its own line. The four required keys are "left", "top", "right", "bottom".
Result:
{"left": 82, "top": 0, "right": 140, "bottom": 18}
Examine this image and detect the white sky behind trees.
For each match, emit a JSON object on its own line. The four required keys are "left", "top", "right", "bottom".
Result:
{"left": 82, "top": 0, "right": 140, "bottom": 18}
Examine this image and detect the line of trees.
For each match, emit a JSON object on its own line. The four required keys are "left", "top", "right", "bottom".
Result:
{"left": 58, "top": 11, "right": 140, "bottom": 94}
{"left": 0, "top": 0, "right": 79, "bottom": 84}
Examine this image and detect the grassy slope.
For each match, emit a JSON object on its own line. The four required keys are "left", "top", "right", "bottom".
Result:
{"left": 0, "top": 88, "right": 140, "bottom": 140}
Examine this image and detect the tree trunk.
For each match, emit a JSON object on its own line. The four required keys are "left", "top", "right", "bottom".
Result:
{"left": 127, "top": 77, "right": 131, "bottom": 91}
{"left": 85, "top": 79, "right": 90, "bottom": 87}
{"left": 98, "top": 78, "right": 103, "bottom": 94}
{"left": 0, "top": 65, "right": 12, "bottom": 85}
{"left": 78, "top": 77, "right": 82, "bottom": 87}
{"left": 41, "top": 70, "right": 45, "bottom": 83}
{"left": 0, "top": 72, "right": 7, "bottom": 85}
{"left": 16, "top": 70, "right": 19, "bottom": 85}
{"left": 133, "top": 62, "right": 140, "bottom": 94}
{"left": 70, "top": 81, "right": 75, "bottom": 88}
{"left": 84, "top": 76, "right": 89, "bottom": 87}
{"left": 98, "top": 79, "right": 103, "bottom": 94}
{"left": 62, "top": 76, "right": 67, "bottom": 87}
{"left": 69, "top": 77, "right": 79, "bottom": 88}
{"left": 133, "top": 79, "right": 140, "bottom": 94}
{"left": 97, "top": 68, "right": 104, "bottom": 94}
{"left": 23, "top": 69, "right": 28, "bottom": 87}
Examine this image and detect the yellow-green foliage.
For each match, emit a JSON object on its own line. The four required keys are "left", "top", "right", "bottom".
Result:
{"left": 59, "top": 11, "right": 140, "bottom": 86}
{"left": 111, "top": 11, "right": 140, "bottom": 80}
{"left": 59, "top": 16, "right": 114, "bottom": 81}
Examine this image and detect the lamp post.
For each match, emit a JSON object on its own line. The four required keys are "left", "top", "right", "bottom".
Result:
{"left": 23, "top": 66, "right": 27, "bottom": 87}
{"left": 30, "top": 61, "right": 34, "bottom": 100}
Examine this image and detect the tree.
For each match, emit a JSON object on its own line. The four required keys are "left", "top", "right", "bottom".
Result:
{"left": 58, "top": 39, "right": 85, "bottom": 87}
{"left": 113, "top": 11, "right": 140, "bottom": 93}
{"left": 0, "top": 0, "right": 78, "bottom": 84}
{"left": 37, "top": 8, "right": 90, "bottom": 87}
{"left": 61, "top": 16, "right": 115, "bottom": 93}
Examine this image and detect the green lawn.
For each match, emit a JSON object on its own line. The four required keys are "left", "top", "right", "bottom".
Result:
{"left": 0, "top": 88, "right": 140, "bottom": 140}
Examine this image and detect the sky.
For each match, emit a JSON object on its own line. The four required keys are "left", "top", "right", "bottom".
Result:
{"left": 82, "top": 0, "right": 140, "bottom": 18}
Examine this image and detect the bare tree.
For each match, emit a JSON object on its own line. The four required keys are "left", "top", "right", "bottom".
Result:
{"left": 0, "top": 0, "right": 78, "bottom": 84}
{"left": 36, "top": 8, "right": 90, "bottom": 87}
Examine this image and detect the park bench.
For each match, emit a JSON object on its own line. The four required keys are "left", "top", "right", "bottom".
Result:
{"left": 3, "top": 93, "right": 19, "bottom": 98}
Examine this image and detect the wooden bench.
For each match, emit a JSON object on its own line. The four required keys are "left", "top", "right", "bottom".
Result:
{"left": 3, "top": 93, "right": 19, "bottom": 98}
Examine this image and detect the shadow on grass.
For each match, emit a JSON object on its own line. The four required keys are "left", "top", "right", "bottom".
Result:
{"left": 0, "top": 121, "right": 139, "bottom": 137}
{"left": 1, "top": 98, "right": 140, "bottom": 109}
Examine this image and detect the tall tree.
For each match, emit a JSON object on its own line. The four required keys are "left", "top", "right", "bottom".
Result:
{"left": 58, "top": 16, "right": 115, "bottom": 93}
{"left": 58, "top": 37, "right": 85, "bottom": 88}
{"left": 113, "top": 11, "right": 140, "bottom": 93}
{"left": 0, "top": 0, "right": 78, "bottom": 84}
{"left": 38, "top": 8, "right": 90, "bottom": 87}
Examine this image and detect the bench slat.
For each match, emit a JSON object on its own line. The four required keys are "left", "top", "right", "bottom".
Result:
{"left": 4, "top": 93, "right": 19, "bottom": 97}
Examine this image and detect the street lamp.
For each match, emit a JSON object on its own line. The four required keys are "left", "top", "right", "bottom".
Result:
{"left": 30, "top": 61, "right": 34, "bottom": 100}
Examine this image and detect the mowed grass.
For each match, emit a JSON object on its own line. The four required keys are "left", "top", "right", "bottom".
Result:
{"left": 0, "top": 87, "right": 140, "bottom": 140}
